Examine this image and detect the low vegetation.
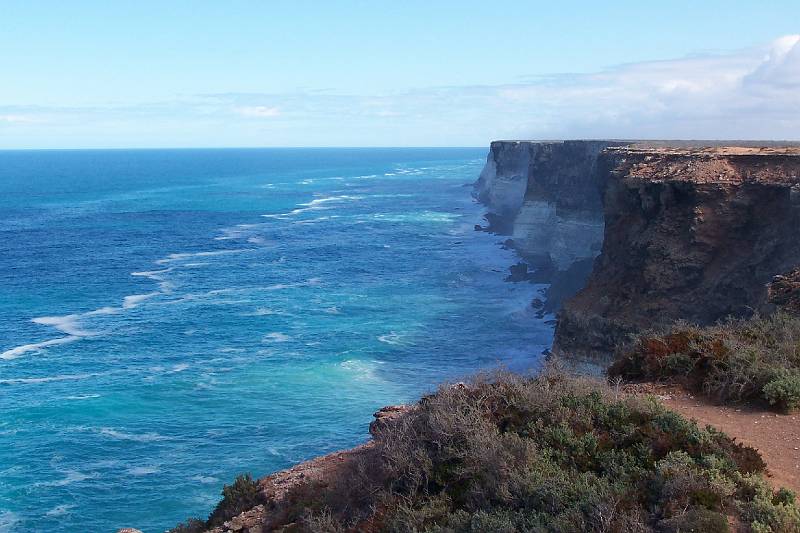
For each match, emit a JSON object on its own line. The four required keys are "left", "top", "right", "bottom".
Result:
{"left": 609, "top": 313, "right": 800, "bottom": 412}
{"left": 173, "top": 371, "right": 800, "bottom": 532}
{"left": 171, "top": 473, "right": 262, "bottom": 532}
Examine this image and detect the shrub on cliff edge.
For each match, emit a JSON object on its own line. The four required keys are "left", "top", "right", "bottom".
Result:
{"left": 207, "top": 473, "right": 262, "bottom": 527}
{"left": 609, "top": 312, "right": 800, "bottom": 411}
{"left": 170, "top": 473, "right": 263, "bottom": 532}
{"left": 261, "top": 371, "right": 796, "bottom": 532}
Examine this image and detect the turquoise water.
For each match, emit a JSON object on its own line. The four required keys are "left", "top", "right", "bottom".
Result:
{"left": 0, "top": 149, "right": 553, "bottom": 532}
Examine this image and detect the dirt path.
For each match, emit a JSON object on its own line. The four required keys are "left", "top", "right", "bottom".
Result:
{"left": 656, "top": 388, "right": 800, "bottom": 492}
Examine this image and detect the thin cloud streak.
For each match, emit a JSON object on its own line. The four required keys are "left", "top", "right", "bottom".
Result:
{"left": 1, "top": 35, "right": 798, "bottom": 147}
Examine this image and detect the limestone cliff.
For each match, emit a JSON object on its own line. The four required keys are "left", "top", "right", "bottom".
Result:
{"left": 553, "top": 146, "right": 800, "bottom": 360}
{"left": 475, "top": 140, "right": 627, "bottom": 309}
{"left": 476, "top": 142, "right": 800, "bottom": 361}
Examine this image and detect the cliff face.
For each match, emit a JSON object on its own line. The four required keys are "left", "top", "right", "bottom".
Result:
{"left": 476, "top": 142, "right": 800, "bottom": 361}
{"left": 475, "top": 140, "right": 627, "bottom": 309}
{"left": 553, "top": 147, "right": 800, "bottom": 360}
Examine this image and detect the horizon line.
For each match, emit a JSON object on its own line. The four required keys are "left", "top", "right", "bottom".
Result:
{"left": 4, "top": 138, "right": 800, "bottom": 152}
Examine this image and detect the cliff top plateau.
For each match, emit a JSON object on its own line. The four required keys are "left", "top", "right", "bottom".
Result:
{"left": 605, "top": 145, "right": 800, "bottom": 185}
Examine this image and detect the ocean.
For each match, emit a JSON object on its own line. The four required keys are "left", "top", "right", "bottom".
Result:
{"left": 0, "top": 148, "right": 553, "bottom": 532}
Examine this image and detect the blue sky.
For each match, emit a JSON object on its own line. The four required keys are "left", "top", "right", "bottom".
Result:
{"left": 1, "top": 1, "right": 799, "bottom": 148}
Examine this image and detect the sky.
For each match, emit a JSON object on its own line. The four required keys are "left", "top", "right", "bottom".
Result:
{"left": 1, "top": 1, "right": 799, "bottom": 148}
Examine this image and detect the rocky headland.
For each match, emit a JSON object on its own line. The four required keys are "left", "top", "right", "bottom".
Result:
{"left": 476, "top": 141, "right": 800, "bottom": 361}
{"left": 555, "top": 145, "right": 800, "bottom": 360}
{"left": 474, "top": 140, "right": 627, "bottom": 312}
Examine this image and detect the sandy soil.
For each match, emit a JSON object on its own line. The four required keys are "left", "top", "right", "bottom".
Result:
{"left": 649, "top": 386, "right": 800, "bottom": 493}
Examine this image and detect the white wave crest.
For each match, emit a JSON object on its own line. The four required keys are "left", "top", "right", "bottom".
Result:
{"left": 127, "top": 466, "right": 160, "bottom": 476}
{"left": 64, "top": 394, "right": 101, "bottom": 400}
{"left": 38, "top": 470, "right": 98, "bottom": 487}
{"left": 0, "top": 511, "right": 20, "bottom": 533}
{"left": 377, "top": 332, "right": 413, "bottom": 346}
{"left": 262, "top": 195, "right": 363, "bottom": 219}
{"left": 191, "top": 475, "right": 219, "bottom": 484}
{"left": 1, "top": 245, "right": 256, "bottom": 361}
{"left": 98, "top": 428, "right": 168, "bottom": 442}
{"left": 32, "top": 314, "right": 95, "bottom": 336}
{"left": 0, "top": 336, "right": 80, "bottom": 360}
{"left": 301, "top": 195, "right": 363, "bottom": 207}
{"left": 131, "top": 267, "right": 173, "bottom": 278}
{"left": 0, "top": 372, "right": 96, "bottom": 384}
{"left": 262, "top": 332, "right": 291, "bottom": 343}
{"left": 339, "top": 359, "right": 383, "bottom": 382}
{"left": 86, "top": 306, "right": 121, "bottom": 316}
{"left": 122, "top": 292, "right": 160, "bottom": 309}
{"left": 246, "top": 307, "right": 280, "bottom": 316}
{"left": 155, "top": 249, "right": 251, "bottom": 264}
{"left": 45, "top": 504, "right": 75, "bottom": 517}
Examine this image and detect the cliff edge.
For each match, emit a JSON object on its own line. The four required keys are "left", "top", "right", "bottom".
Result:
{"left": 474, "top": 142, "right": 800, "bottom": 361}
{"left": 554, "top": 146, "right": 800, "bottom": 360}
{"left": 475, "top": 140, "right": 628, "bottom": 310}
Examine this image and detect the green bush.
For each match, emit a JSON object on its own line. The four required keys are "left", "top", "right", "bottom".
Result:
{"left": 656, "top": 507, "right": 730, "bottom": 533}
{"left": 206, "top": 473, "right": 262, "bottom": 527}
{"left": 736, "top": 473, "right": 800, "bottom": 533}
{"left": 169, "top": 474, "right": 264, "bottom": 532}
{"left": 763, "top": 371, "right": 800, "bottom": 412}
{"left": 609, "top": 313, "right": 800, "bottom": 411}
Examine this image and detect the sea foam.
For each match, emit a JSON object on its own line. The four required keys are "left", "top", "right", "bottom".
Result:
{"left": 0, "top": 336, "right": 80, "bottom": 360}
{"left": 262, "top": 332, "right": 291, "bottom": 343}
{"left": 98, "top": 428, "right": 168, "bottom": 442}
{"left": 155, "top": 249, "right": 252, "bottom": 265}
{"left": 32, "top": 315, "right": 95, "bottom": 337}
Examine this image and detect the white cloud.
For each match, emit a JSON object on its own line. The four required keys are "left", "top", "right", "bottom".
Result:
{"left": 462, "top": 34, "right": 800, "bottom": 140}
{"left": 2, "top": 35, "right": 799, "bottom": 147}
{"left": 744, "top": 34, "right": 800, "bottom": 90}
{"left": 0, "top": 114, "right": 36, "bottom": 123}
{"left": 203, "top": 35, "right": 800, "bottom": 143}
{"left": 233, "top": 105, "right": 280, "bottom": 118}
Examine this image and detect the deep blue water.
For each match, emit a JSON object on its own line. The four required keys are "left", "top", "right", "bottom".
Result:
{"left": 0, "top": 148, "right": 553, "bottom": 532}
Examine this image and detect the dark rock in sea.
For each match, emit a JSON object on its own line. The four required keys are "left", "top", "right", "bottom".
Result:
{"left": 505, "top": 262, "right": 532, "bottom": 282}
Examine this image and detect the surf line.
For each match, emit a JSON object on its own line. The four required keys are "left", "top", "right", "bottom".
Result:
{"left": 1, "top": 248, "right": 252, "bottom": 360}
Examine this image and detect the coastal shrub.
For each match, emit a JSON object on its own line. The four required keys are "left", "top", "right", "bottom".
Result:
{"left": 237, "top": 371, "right": 799, "bottom": 532}
{"left": 763, "top": 371, "right": 800, "bottom": 412}
{"left": 609, "top": 312, "right": 800, "bottom": 410}
{"left": 170, "top": 473, "right": 265, "bottom": 532}
{"left": 735, "top": 474, "right": 800, "bottom": 533}
{"left": 206, "top": 473, "right": 263, "bottom": 527}
{"left": 656, "top": 507, "right": 730, "bottom": 533}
